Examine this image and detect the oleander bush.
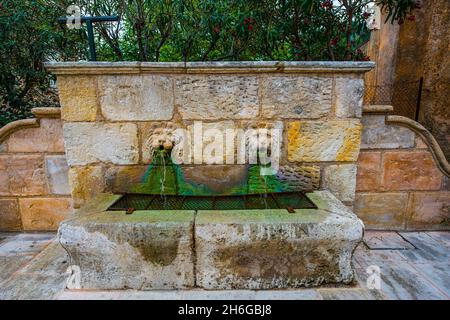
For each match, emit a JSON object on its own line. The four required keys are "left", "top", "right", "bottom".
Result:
{"left": 0, "top": 0, "right": 420, "bottom": 126}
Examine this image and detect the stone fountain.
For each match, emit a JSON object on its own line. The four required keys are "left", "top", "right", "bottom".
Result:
{"left": 45, "top": 61, "right": 372, "bottom": 290}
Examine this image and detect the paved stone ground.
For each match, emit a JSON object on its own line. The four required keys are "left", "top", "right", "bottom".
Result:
{"left": 0, "top": 231, "right": 448, "bottom": 300}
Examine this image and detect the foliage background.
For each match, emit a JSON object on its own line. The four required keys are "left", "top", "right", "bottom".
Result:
{"left": 0, "top": 0, "right": 419, "bottom": 126}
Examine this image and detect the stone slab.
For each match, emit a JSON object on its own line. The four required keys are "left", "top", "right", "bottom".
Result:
{"left": 0, "top": 199, "right": 21, "bottom": 231}
{"left": 382, "top": 151, "right": 443, "bottom": 191}
{"left": 260, "top": 76, "right": 332, "bottom": 119}
{"left": 334, "top": 76, "right": 364, "bottom": 118}
{"left": 175, "top": 75, "right": 259, "bottom": 120}
{"left": 45, "top": 155, "right": 70, "bottom": 195}
{"left": 19, "top": 197, "right": 74, "bottom": 231}
{"left": 354, "top": 193, "right": 408, "bottom": 229}
{"left": 98, "top": 75, "right": 174, "bottom": 121}
{"left": 0, "top": 233, "right": 55, "bottom": 256}
{"left": 195, "top": 191, "right": 364, "bottom": 289}
{"left": 63, "top": 122, "right": 139, "bottom": 166}
{"left": 288, "top": 120, "right": 361, "bottom": 162}
{"left": 363, "top": 231, "right": 415, "bottom": 250}
{"left": 323, "top": 164, "right": 357, "bottom": 202}
{"left": 58, "top": 210, "right": 195, "bottom": 290}
{"left": 361, "top": 115, "right": 415, "bottom": 149}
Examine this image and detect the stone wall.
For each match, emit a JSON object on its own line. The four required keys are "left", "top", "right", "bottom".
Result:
{"left": 0, "top": 105, "right": 448, "bottom": 231}
{"left": 355, "top": 106, "right": 450, "bottom": 230}
{"left": 0, "top": 108, "right": 73, "bottom": 231}
{"left": 364, "top": 1, "right": 450, "bottom": 160}
{"left": 45, "top": 61, "right": 373, "bottom": 209}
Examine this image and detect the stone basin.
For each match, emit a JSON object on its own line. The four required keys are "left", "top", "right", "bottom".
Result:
{"left": 58, "top": 190, "right": 364, "bottom": 290}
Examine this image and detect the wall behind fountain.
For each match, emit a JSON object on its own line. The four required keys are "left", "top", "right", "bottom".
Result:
{"left": 46, "top": 62, "right": 372, "bottom": 209}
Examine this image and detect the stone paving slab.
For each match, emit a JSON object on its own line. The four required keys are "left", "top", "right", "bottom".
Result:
{"left": 0, "top": 233, "right": 55, "bottom": 257}
{"left": 318, "top": 288, "right": 385, "bottom": 300}
{"left": 363, "top": 231, "right": 415, "bottom": 250}
{"left": 396, "top": 232, "right": 450, "bottom": 263}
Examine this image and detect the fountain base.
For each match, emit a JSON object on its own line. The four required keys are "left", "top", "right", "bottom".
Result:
{"left": 58, "top": 191, "right": 363, "bottom": 290}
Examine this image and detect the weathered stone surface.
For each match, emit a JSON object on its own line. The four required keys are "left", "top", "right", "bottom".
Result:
{"left": 178, "top": 165, "right": 248, "bottom": 195}
{"left": 382, "top": 151, "right": 442, "bottom": 191}
{"left": 195, "top": 191, "right": 363, "bottom": 289}
{"left": 68, "top": 166, "right": 107, "bottom": 208}
{"left": 323, "top": 164, "right": 357, "bottom": 202}
{"left": 8, "top": 155, "right": 47, "bottom": 196}
{"left": 361, "top": 115, "right": 415, "bottom": 149}
{"left": 63, "top": 123, "right": 139, "bottom": 166}
{"left": 334, "top": 77, "right": 364, "bottom": 118}
{"left": 19, "top": 198, "right": 73, "bottom": 231}
{"left": 105, "top": 165, "right": 148, "bottom": 193}
{"left": 0, "top": 156, "right": 10, "bottom": 195}
{"left": 57, "top": 76, "right": 97, "bottom": 121}
{"left": 45, "top": 156, "right": 70, "bottom": 195}
{"left": 7, "top": 119, "right": 65, "bottom": 153}
{"left": 415, "top": 135, "right": 428, "bottom": 149}
{"left": 261, "top": 76, "right": 332, "bottom": 119}
{"left": 354, "top": 193, "right": 408, "bottom": 229}
{"left": 0, "top": 142, "right": 7, "bottom": 153}
{"left": 175, "top": 76, "right": 259, "bottom": 119}
{"left": 272, "top": 165, "right": 320, "bottom": 191}
{"left": 58, "top": 210, "right": 195, "bottom": 289}
{"left": 0, "top": 199, "right": 21, "bottom": 231}
{"left": 407, "top": 192, "right": 450, "bottom": 230}
{"left": 288, "top": 120, "right": 361, "bottom": 162}
{"left": 356, "top": 152, "right": 382, "bottom": 192}
{"left": 98, "top": 75, "right": 174, "bottom": 121}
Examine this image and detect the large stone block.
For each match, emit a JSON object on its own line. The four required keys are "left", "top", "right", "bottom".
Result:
{"left": 382, "top": 151, "right": 442, "bottom": 191}
{"left": 7, "top": 119, "right": 65, "bottom": 153}
{"left": 8, "top": 155, "right": 47, "bottom": 196}
{"left": 356, "top": 152, "right": 382, "bottom": 192}
{"left": 58, "top": 210, "right": 195, "bottom": 289}
{"left": 249, "top": 165, "right": 320, "bottom": 193}
{"left": 334, "top": 77, "right": 364, "bottom": 118}
{"left": 57, "top": 76, "right": 98, "bottom": 121}
{"left": 175, "top": 75, "right": 259, "bottom": 119}
{"left": 361, "top": 115, "right": 415, "bottom": 149}
{"left": 195, "top": 191, "right": 363, "bottom": 289}
{"left": 45, "top": 155, "right": 70, "bottom": 195}
{"left": 63, "top": 123, "right": 139, "bottom": 166}
{"left": 407, "top": 192, "right": 450, "bottom": 230}
{"left": 68, "top": 166, "right": 108, "bottom": 208}
{"left": 288, "top": 120, "right": 361, "bottom": 162}
{"left": 0, "top": 156, "right": 10, "bottom": 195}
{"left": 323, "top": 164, "right": 357, "bottom": 202}
{"left": 354, "top": 193, "right": 408, "bottom": 229}
{"left": 98, "top": 75, "right": 174, "bottom": 121}
{"left": 0, "top": 199, "right": 22, "bottom": 231}
{"left": 261, "top": 76, "right": 332, "bottom": 119}
{"left": 19, "top": 197, "right": 73, "bottom": 231}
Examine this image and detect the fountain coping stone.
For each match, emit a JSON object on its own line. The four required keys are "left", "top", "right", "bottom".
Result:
{"left": 44, "top": 61, "right": 375, "bottom": 75}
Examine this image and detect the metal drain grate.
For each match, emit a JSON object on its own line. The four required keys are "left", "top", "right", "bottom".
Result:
{"left": 108, "top": 192, "right": 317, "bottom": 211}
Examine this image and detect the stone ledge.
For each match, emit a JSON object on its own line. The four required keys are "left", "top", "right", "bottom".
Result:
{"left": 45, "top": 61, "right": 375, "bottom": 75}
{"left": 386, "top": 115, "right": 450, "bottom": 177}
{"left": 362, "top": 105, "right": 394, "bottom": 114}
{"left": 31, "top": 107, "right": 61, "bottom": 119}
